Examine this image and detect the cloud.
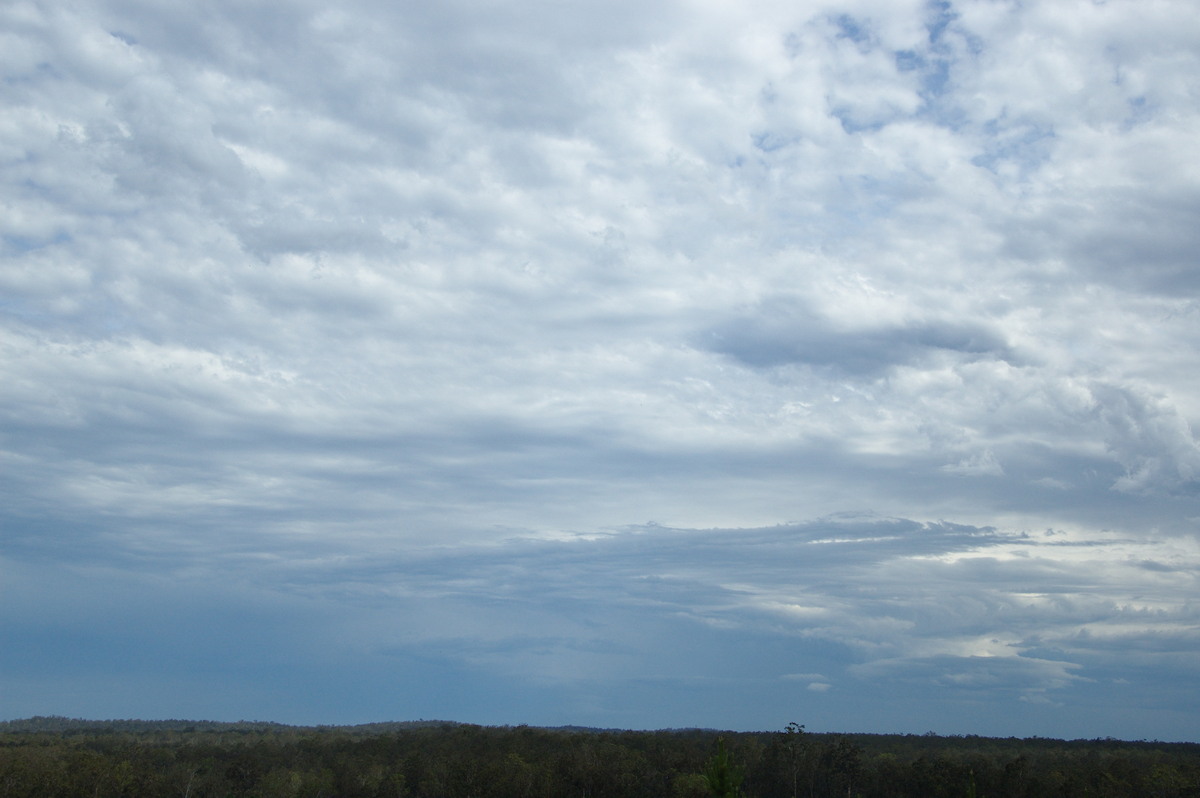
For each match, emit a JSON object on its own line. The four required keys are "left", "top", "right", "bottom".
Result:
{"left": 1092, "top": 384, "right": 1200, "bottom": 494}
{"left": 699, "top": 295, "right": 1013, "bottom": 374}
{"left": 8, "top": 514, "right": 1197, "bottom": 735}
{"left": 3, "top": 0, "right": 1200, "bottom": 739}
{"left": 941, "top": 449, "right": 1004, "bottom": 477}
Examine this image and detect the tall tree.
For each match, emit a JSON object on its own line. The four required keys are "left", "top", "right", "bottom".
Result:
{"left": 703, "top": 738, "right": 744, "bottom": 798}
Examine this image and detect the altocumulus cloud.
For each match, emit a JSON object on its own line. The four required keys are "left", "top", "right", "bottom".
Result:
{"left": 2, "top": 0, "right": 1199, "bottom": 740}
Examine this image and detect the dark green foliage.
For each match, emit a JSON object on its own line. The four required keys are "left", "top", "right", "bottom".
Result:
{"left": 0, "top": 718, "right": 1197, "bottom": 797}
{"left": 704, "top": 737, "right": 744, "bottom": 798}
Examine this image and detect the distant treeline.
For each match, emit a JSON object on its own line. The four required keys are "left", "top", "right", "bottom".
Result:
{"left": 1, "top": 716, "right": 1197, "bottom": 797}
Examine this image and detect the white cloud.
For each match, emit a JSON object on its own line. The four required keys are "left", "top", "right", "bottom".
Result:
{"left": 942, "top": 449, "right": 1005, "bottom": 477}
{"left": 3, "top": 0, "right": 1200, "bottom": 738}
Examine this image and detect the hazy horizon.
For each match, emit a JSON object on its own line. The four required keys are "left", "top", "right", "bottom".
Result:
{"left": 7, "top": 715, "right": 1199, "bottom": 744}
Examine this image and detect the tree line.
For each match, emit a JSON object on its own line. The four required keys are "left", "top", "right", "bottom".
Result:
{"left": 1, "top": 717, "right": 1197, "bottom": 797}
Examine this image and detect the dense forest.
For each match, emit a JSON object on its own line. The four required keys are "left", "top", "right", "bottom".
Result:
{"left": 1, "top": 716, "right": 1197, "bottom": 797}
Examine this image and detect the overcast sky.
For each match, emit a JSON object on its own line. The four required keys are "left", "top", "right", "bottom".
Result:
{"left": 2, "top": 0, "right": 1199, "bottom": 741}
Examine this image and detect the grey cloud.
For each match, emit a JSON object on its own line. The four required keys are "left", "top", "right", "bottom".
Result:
{"left": 5, "top": 0, "right": 1200, "bottom": 738}
{"left": 22, "top": 512, "right": 1196, "bottom": 732}
{"left": 999, "top": 187, "right": 1200, "bottom": 296}
{"left": 850, "top": 654, "right": 1082, "bottom": 694}
{"left": 1090, "top": 383, "right": 1200, "bottom": 495}
{"left": 700, "top": 298, "right": 1013, "bottom": 374}
{"left": 1072, "top": 191, "right": 1200, "bottom": 295}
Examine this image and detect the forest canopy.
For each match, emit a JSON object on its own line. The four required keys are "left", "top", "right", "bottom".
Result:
{"left": 1, "top": 717, "right": 1197, "bottom": 797}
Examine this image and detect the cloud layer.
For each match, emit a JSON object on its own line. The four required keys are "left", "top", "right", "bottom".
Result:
{"left": 2, "top": 0, "right": 1199, "bottom": 740}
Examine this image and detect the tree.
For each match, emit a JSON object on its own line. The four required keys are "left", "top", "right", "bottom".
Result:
{"left": 820, "top": 737, "right": 861, "bottom": 798}
{"left": 703, "top": 738, "right": 744, "bottom": 798}
{"left": 781, "top": 722, "right": 810, "bottom": 798}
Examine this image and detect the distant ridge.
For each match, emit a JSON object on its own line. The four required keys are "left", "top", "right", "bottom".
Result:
{"left": 0, "top": 716, "right": 724, "bottom": 736}
{"left": 3, "top": 717, "right": 1194, "bottom": 747}
{"left": 0, "top": 716, "right": 466, "bottom": 734}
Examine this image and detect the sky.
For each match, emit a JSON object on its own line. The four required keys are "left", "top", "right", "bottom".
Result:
{"left": 2, "top": 0, "right": 1199, "bottom": 742}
